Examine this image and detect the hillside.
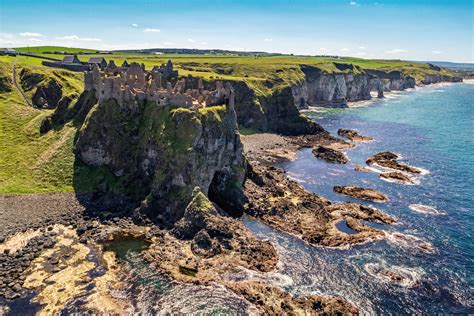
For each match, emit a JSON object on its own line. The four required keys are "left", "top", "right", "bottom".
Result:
{"left": 14, "top": 46, "right": 97, "bottom": 54}
{"left": 0, "top": 53, "right": 463, "bottom": 194}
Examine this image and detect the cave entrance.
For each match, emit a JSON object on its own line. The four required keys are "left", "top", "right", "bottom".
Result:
{"left": 208, "top": 171, "right": 244, "bottom": 218}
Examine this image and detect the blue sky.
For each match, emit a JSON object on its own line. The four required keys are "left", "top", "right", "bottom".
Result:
{"left": 0, "top": 0, "right": 472, "bottom": 62}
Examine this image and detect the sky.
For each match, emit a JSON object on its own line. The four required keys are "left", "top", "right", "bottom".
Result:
{"left": 0, "top": 0, "right": 472, "bottom": 62}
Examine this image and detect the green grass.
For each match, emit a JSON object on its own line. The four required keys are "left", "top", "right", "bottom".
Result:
{"left": 14, "top": 46, "right": 97, "bottom": 54}
{"left": 0, "top": 85, "right": 77, "bottom": 193}
{"left": 0, "top": 59, "right": 85, "bottom": 193}
{"left": 0, "top": 52, "right": 460, "bottom": 194}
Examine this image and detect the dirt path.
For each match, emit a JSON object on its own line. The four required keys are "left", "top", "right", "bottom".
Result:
{"left": 12, "top": 60, "right": 32, "bottom": 107}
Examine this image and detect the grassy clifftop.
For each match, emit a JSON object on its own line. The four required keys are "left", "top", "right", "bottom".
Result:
{"left": 0, "top": 53, "right": 462, "bottom": 194}
{"left": 0, "top": 60, "right": 84, "bottom": 193}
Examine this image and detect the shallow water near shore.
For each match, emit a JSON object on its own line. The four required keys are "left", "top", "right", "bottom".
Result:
{"left": 243, "top": 82, "right": 473, "bottom": 313}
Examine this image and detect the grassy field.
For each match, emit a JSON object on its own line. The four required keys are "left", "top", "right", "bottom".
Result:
{"left": 10, "top": 51, "right": 456, "bottom": 98}
{"left": 14, "top": 46, "right": 96, "bottom": 54}
{"left": 0, "top": 59, "right": 84, "bottom": 193}
{"left": 0, "top": 51, "right": 460, "bottom": 194}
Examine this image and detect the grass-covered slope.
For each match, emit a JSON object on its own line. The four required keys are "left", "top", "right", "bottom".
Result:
{"left": 0, "top": 59, "right": 86, "bottom": 193}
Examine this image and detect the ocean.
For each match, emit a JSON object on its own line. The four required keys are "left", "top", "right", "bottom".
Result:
{"left": 244, "top": 82, "right": 474, "bottom": 313}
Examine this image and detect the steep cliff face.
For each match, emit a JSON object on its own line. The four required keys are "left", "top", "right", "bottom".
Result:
{"left": 420, "top": 74, "right": 463, "bottom": 84}
{"left": 366, "top": 70, "right": 416, "bottom": 91}
{"left": 184, "top": 76, "right": 324, "bottom": 136}
{"left": 75, "top": 98, "right": 246, "bottom": 226}
{"left": 293, "top": 65, "right": 372, "bottom": 109}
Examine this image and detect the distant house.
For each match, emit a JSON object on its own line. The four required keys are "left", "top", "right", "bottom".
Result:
{"left": 88, "top": 57, "right": 107, "bottom": 69}
{"left": 1, "top": 48, "right": 18, "bottom": 56}
{"left": 61, "top": 55, "right": 82, "bottom": 64}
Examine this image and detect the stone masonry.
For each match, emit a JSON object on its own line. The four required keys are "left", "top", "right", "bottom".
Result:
{"left": 84, "top": 59, "right": 234, "bottom": 108}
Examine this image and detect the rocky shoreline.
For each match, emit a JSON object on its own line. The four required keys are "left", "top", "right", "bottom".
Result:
{"left": 0, "top": 129, "right": 397, "bottom": 314}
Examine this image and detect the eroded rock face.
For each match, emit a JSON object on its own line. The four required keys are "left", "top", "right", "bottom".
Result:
{"left": 145, "top": 189, "right": 278, "bottom": 281}
{"left": 333, "top": 185, "right": 389, "bottom": 203}
{"left": 293, "top": 65, "right": 372, "bottom": 108}
{"left": 31, "top": 79, "right": 63, "bottom": 109}
{"left": 184, "top": 77, "right": 324, "bottom": 136}
{"left": 243, "top": 162, "right": 395, "bottom": 248}
{"left": 421, "top": 74, "right": 462, "bottom": 84}
{"left": 366, "top": 70, "right": 416, "bottom": 91}
{"left": 75, "top": 98, "right": 245, "bottom": 226}
{"left": 312, "top": 145, "right": 348, "bottom": 164}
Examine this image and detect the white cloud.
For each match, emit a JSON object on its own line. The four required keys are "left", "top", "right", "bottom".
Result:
{"left": 385, "top": 48, "right": 407, "bottom": 54}
{"left": 359, "top": 46, "right": 366, "bottom": 50}
{"left": 264, "top": 38, "right": 273, "bottom": 42}
{"left": 432, "top": 50, "right": 443, "bottom": 54}
{"left": 355, "top": 51, "right": 367, "bottom": 56}
{"left": 350, "top": 1, "right": 360, "bottom": 6}
{"left": 143, "top": 28, "right": 160, "bottom": 33}
{"left": 340, "top": 48, "right": 350, "bottom": 52}
{"left": 163, "top": 41, "right": 175, "bottom": 46}
{"left": 57, "top": 35, "right": 102, "bottom": 42}
{"left": 319, "top": 47, "right": 329, "bottom": 52}
{"left": 187, "top": 38, "right": 196, "bottom": 43}
{"left": 132, "top": 23, "right": 139, "bottom": 27}
{"left": 28, "top": 38, "right": 42, "bottom": 42}
{"left": 200, "top": 41, "right": 208, "bottom": 45}
{"left": 19, "top": 32, "right": 43, "bottom": 37}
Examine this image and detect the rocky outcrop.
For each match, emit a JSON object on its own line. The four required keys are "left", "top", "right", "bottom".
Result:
{"left": 19, "top": 68, "right": 63, "bottom": 109}
{"left": 226, "top": 281, "right": 358, "bottom": 315}
{"left": 338, "top": 128, "right": 373, "bottom": 142}
{"left": 421, "top": 73, "right": 463, "bottom": 84}
{"left": 312, "top": 145, "right": 348, "bottom": 163}
{"left": 31, "top": 79, "right": 63, "bottom": 108}
{"left": 333, "top": 185, "right": 389, "bottom": 203}
{"left": 366, "top": 151, "right": 422, "bottom": 174}
{"left": 185, "top": 76, "right": 325, "bottom": 136}
{"left": 75, "top": 96, "right": 246, "bottom": 226}
{"left": 40, "top": 90, "right": 98, "bottom": 134}
{"left": 366, "top": 69, "right": 416, "bottom": 91}
{"left": 380, "top": 171, "right": 415, "bottom": 185}
{"left": 145, "top": 188, "right": 278, "bottom": 281}
{"left": 293, "top": 65, "right": 372, "bottom": 108}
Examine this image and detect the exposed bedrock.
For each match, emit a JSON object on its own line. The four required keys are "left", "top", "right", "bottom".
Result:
{"left": 292, "top": 65, "right": 372, "bottom": 109}
{"left": 420, "top": 73, "right": 463, "bottom": 84}
{"left": 337, "top": 128, "right": 373, "bottom": 142}
{"left": 365, "top": 69, "right": 416, "bottom": 91}
{"left": 184, "top": 76, "right": 326, "bottom": 136}
{"left": 75, "top": 96, "right": 246, "bottom": 227}
{"left": 366, "top": 151, "right": 422, "bottom": 174}
{"left": 19, "top": 68, "right": 63, "bottom": 109}
{"left": 333, "top": 185, "right": 390, "bottom": 203}
{"left": 312, "top": 145, "right": 348, "bottom": 164}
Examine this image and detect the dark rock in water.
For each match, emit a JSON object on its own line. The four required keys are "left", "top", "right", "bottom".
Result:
{"left": 312, "top": 146, "right": 348, "bottom": 164}
{"left": 333, "top": 185, "right": 389, "bottom": 203}
{"left": 366, "top": 151, "right": 421, "bottom": 174}
{"left": 226, "top": 281, "right": 358, "bottom": 315}
{"left": 354, "top": 165, "right": 371, "bottom": 172}
{"left": 380, "top": 171, "right": 414, "bottom": 184}
{"left": 337, "top": 128, "right": 373, "bottom": 142}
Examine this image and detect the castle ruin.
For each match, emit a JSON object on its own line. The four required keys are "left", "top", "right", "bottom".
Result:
{"left": 84, "top": 59, "right": 234, "bottom": 109}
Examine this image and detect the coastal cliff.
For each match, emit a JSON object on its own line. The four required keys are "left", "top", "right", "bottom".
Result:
{"left": 75, "top": 96, "right": 246, "bottom": 226}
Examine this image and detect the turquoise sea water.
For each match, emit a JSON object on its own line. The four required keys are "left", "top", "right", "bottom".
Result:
{"left": 245, "top": 82, "right": 474, "bottom": 313}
